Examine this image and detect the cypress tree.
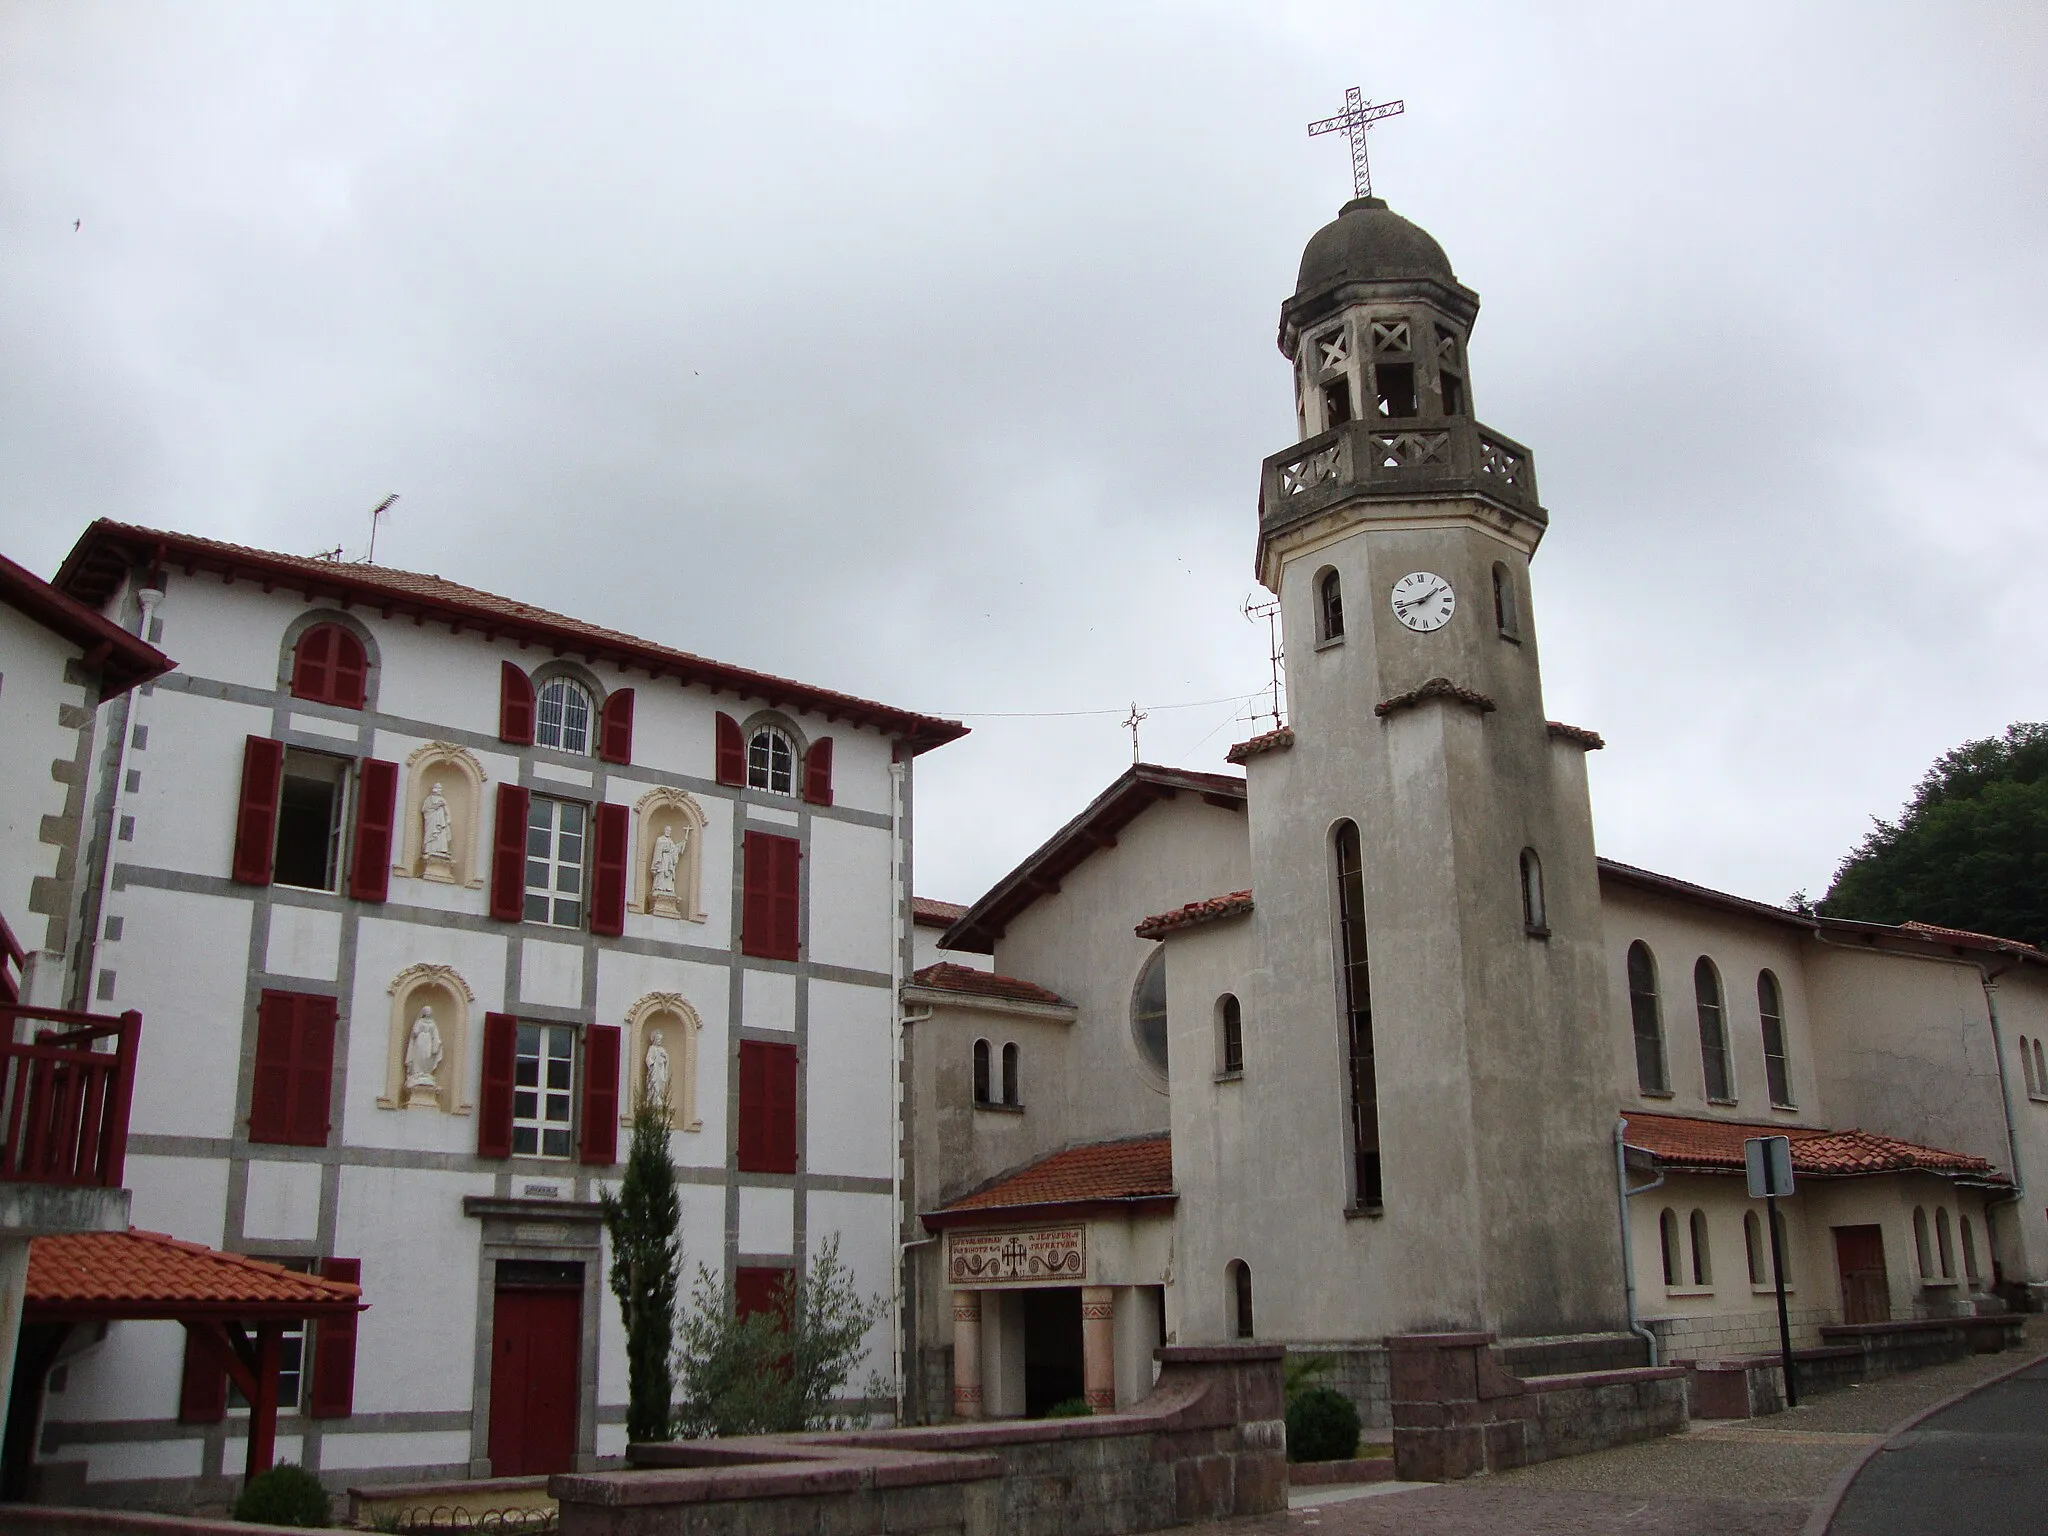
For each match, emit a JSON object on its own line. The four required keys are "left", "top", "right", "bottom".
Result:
{"left": 599, "top": 1095, "right": 681, "bottom": 1442}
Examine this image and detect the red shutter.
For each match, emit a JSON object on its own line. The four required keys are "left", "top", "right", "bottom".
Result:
{"left": 478, "top": 1012, "right": 518, "bottom": 1158}
{"left": 737, "top": 1040, "right": 797, "bottom": 1175}
{"left": 801, "top": 737, "right": 834, "bottom": 807}
{"left": 715, "top": 712, "right": 745, "bottom": 786}
{"left": 589, "top": 802, "right": 629, "bottom": 937}
{"left": 291, "top": 626, "right": 334, "bottom": 703}
{"left": 178, "top": 1328, "right": 227, "bottom": 1423}
{"left": 489, "top": 783, "right": 531, "bottom": 922}
{"left": 307, "top": 1258, "right": 361, "bottom": 1418}
{"left": 252, "top": 991, "right": 334, "bottom": 1147}
{"left": 599, "top": 688, "right": 635, "bottom": 765}
{"left": 500, "top": 661, "right": 535, "bottom": 745}
{"left": 348, "top": 759, "right": 399, "bottom": 902}
{"left": 231, "top": 736, "right": 285, "bottom": 886}
{"left": 581, "top": 1024, "right": 622, "bottom": 1165}
{"left": 768, "top": 1041, "right": 798, "bottom": 1173}
{"left": 734, "top": 1266, "right": 790, "bottom": 1324}
{"left": 290, "top": 996, "right": 337, "bottom": 1145}
{"left": 741, "top": 832, "right": 801, "bottom": 962}
{"left": 331, "top": 630, "right": 368, "bottom": 709}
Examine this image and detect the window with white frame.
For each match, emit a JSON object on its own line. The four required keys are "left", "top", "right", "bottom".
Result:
{"left": 747, "top": 726, "right": 795, "bottom": 794}
{"left": 274, "top": 749, "right": 352, "bottom": 892}
{"left": 524, "top": 796, "right": 586, "bottom": 926}
{"left": 230, "top": 1259, "right": 312, "bottom": 1410}
{"left": 513, "top": 1022, "right": 576, "bottom": 1158}
{"left": 536, "top": 677, "right": 594, "bottom": 754}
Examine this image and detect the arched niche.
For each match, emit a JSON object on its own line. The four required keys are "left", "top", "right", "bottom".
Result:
{"left": 623, "top": 992, "right": 702, "bottom": 1132}
{"left": 629, "top": 786, "right": 708, "bottom": 922}
{"left": 397, "top": 743, "right": 488, "bottom": 889}
{"left": 382, "top": 963, "right": 475, "bottom": 1114}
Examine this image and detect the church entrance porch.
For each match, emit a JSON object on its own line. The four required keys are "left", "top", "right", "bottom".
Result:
{"left": 1021, "top": 1287, "right": 1083, "bottom": 1415}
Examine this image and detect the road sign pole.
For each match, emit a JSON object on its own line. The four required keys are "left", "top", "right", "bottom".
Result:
{"left": 1765, "top": 1192, "right": 1797, "bottom": 1408}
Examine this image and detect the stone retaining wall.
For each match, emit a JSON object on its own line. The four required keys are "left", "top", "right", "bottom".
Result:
{"left": 1686, "top": 1314, "right": 2027, "bottom": 1418}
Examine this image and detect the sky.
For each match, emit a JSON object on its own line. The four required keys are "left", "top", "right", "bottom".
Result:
{"left": 3, "top": 1, "right": 2044, "bottom": 913}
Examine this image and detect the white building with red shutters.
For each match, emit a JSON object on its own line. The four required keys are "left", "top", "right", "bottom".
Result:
{"left": 13, "top": 520, "right": 962, "bottom": 1509}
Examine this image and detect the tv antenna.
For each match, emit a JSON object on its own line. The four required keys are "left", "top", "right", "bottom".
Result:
{"left": 366, "top": 494, "right": 400, "bottom": 564}
{"left": 1242, "top": 593, "right": 1285, "bottom": 733}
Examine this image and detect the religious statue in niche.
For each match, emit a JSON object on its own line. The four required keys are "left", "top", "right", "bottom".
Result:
{"left": 420, "top": 781, "right": 456, "bottom": 882}
{"left": 649, "top": 824, "right": 688, "bottom": 919}
{"left": 644, "top": 1031, "right": 671, "bottom": 1111}
{"left": 404, "top": 1004, "right": 445, "bottom": 1108}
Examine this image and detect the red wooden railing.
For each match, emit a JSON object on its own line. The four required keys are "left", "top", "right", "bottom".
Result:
{"left": 0, "top": 910, "right": 24, "bottom": 1006}
{"left": 0, "top": 1002, "right": 140, "bottom": 1188}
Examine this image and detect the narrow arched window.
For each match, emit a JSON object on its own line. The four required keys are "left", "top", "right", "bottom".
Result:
{"left": 1218, "top": 994, "right": 1244, "bottom": 1075}
{"left": 1334, "top": 820, "right": 1380, "bottom": 1208}
{"left": 1318, "top": 568, "right": 1345, "bottom": 643}
{"left": 1759, "top": 970, "right": 1791, "bottom": 1107}
{"left": 2024, "top": 1037, "right": 2037, "bottom": 1097}
{"left": 536, "top": 677, "right": 594, "bottom": 754}
{"left": 747, "top": 726, "right": 795, "bottom": 794}
{"left": 1695, "top": 958, "right": 1733, "bottom": 1102}
{"left": 1519, "top": 848, "right": 1546, "bottom": 934}
{"left": 972, "top": 1039, "right": 991, "bottom": 1107}
{"left": 290, "top": 622, "right": 369, "bottom": 709}
{"left": 1936, "top": 1207, "right": 1955, "bottom": 1278}
{"left": 1628, "top": 942, "right": 1668, "bottom": 1094}
{"left": 1001, "top": 1042, "right": 1020, "bottom": 1107}
{"left": 1913, "top": 1206, "right": 1932, "bottom": 1277}
{"left": 2035, "top": 1040, "right": 2047, "bottom": 1097}
{"left": 1131, "top": 947, "right": 1170, "bottom": 1077}
{"left": 1961, "top": 1216, "right": 1980, "bottom": 1286}
{"left": 1745, "top": 1211, "right": 1765, "bottom": 1286}
{"left": 1689, "top": 1209, "right": 1712, "bottom": 1286}
{"left": 1491, "top": 562, "right": 1518, "bottom": 639}
{"left": 1772, "top": 1205, "right": 1792, "bottom": 1283}
{"left": 1659, "top": 1208, "right": 1681, "bottom": 1287}
{"left": 1228, "top": 1260, "right": 1254, "bottom": 1339}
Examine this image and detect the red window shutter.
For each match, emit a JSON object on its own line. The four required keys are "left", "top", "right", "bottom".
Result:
{"left": 489, "top": 783, "right": 531, "bottom": 922}
{"left": 290, "top": 996, "right": 337, "bottom": 1146}
{"left": 178, "top": 1328, "right": 227, "bottom": 1423}
{"left": 581, "top": 1024, "right": 622, "bottom": 1165}
{"left": 249, "top": 991, "right": 297, "bottom": 1144}
{"left": 231, "top": 736, "right": 285, "bottom": 886}
{"left": 599, "top": 688, "right": 635, "bottom": 765}
{"left": 742, "top": 832, "right": 801, "bottom": 962}
{"left": 737, "top": 1040, "right": 765, "bottom": 1171}
{"left": 349, "top": 758, "right": 399, "bottom": 902}
{"left": 738, "top": 1040, "right": 797, "bottom": 1175}
{"left": 307, "top": 1258, "right": 361, "bottom": 1418}
{"left": 768, "top": 1041, "right": 798, "bottom": 1173}
{"left": 589, "top": 802, "right": 629, "bottom": 937}
{"left": 734, "top": 1266, "right": 790, "bottom": 1324}
{"left": 478, "top": 1012, "right": 518, "bottom": 1158}
{"left": 331, "top": 630, "right": 368, "bottom": 709}
{"left": 500, "top": 661, "right": 535, "bottom": 745}
{"left": 801, "top": 737, "right": 834, "bottom": 807}
{"left": 291, "top": 626, "right": 334, "bottom": 703}
{"left": 771, "top": 836, "right": 801, "bottom": 959}
{"left": 715, "top": 712, "right": 745, "bottom": 786}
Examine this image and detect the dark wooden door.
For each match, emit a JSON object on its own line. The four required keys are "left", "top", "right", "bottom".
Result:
{"left": 1834, "top": 1225, "right": 1891, "bottom": 1324}
{"left": 489, "top": 1286, "right": 581, "bottom": 1476}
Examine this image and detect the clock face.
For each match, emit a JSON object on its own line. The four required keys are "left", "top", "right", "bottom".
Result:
{"left": 1391, "top": 571, "right": 1456, "bottom": 632}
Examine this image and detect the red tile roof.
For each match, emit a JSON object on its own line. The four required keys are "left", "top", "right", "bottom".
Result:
{"left": 0, "top": 550, "right": 173, "bottom": 698}
{"left": 908, "top": 962, "right": 1071, "bottom": 1009}
{"left": 1622, "top": 1112, "right": 2005, "bottom": 1184}
{"left": 912, "top": 897, "right": 970, "bottom": 928}
{"left": 1546, "top": 721, "right": 1606, "bottom": 750}
{"left": 27, "top": 1230, "right": 364, "bottom": 1320}
{"left": 1375, "top": 676, "right": 1497, "bottom": 719}
{"left": 1898, "top": 920, "right": 2043, "bottom": 954}
{"left": 926, "top": 1135, "right": 1174, "bottom": 1227}
{"left": 1226, "top": 726, "right": 1294, "bottom": 765}
{"left": 55, "top": 521, "right": 966, "bottom": 754}
{"left": 1136, "top": 890, "right": 1254, "bottom": 940}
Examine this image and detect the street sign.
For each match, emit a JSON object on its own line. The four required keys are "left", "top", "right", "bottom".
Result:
{"left": 1745, "top": 1135, "right": 1794, "bottom": 1198}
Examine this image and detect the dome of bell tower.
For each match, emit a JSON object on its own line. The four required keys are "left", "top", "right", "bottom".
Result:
{"left": 1294, "top": 195, "right": 1457, "bottom": 294}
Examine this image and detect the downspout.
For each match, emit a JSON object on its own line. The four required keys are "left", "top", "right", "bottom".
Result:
{"left": 79, "top": 584, "right": 162, "bottom": 1012}
{"left": 888, "top": 758, "right": 907, "bottom": 1423}
{"left": 1615, "top": 1117, "right": 1663, "bottom": 1366}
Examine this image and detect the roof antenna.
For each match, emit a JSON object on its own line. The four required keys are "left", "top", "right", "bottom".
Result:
{"left": 366, "top": 494, "right": 400, "bottom": 565}
{"left": 1242, "top": 593, "right": 1284, "bottom": 732}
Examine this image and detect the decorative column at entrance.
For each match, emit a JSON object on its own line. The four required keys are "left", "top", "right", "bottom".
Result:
{"left": 952, "top": 1291, "right": 983, "bottom": 1419}
{"left": 1081, "top": 1285, "right": 1116, "bottom": 1413}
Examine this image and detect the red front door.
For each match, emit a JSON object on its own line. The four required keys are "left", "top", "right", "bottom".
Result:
{"left": 1834, "top": 1225, "right": 1892, "bottom": 1325}
{"left": 489, "top": 1286, "right": 581, "bottom": 1476}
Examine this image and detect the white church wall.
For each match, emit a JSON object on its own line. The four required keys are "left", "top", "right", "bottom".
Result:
{"left": 805, "top": 817, "right": 892, "bottom": 973}
{"left": 806, "top": 1188, "right": 897, "bottom": 1405}
{"left": 0, "top": 600, "right": 90, "bottom": 950}
{"left": 806, "top": 979, "right": 893, "bottom": 1180}
{"left": 114, "top": 887, "right": 251, "bottom": 1141}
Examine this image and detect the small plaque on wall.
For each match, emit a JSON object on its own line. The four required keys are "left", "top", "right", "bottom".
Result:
{"left": 948, "top": 1227, "right": 1086, "bottom": 1285}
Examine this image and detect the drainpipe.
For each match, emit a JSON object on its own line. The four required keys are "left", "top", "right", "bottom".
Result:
{"left": 1615, "top": 1117, "right": 1663, "bottom": 1366}
{"left": 887, "top": 758, "right": 908, "bottom": 1423}
{"left": 79, "top": 585, "right": 162, "bottom": 1012}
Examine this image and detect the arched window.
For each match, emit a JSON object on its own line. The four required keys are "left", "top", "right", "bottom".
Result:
{"left": 1334, "top": 820, "right": 1380, "bottom": 1208}
{"left": 1519, "top": 848, "right": 1546, "bottom": 934}
{"left": 2036, "top": 1040, "right": 2047, "bottom": 1097}
{"left": 1228, "top": 1260, "right": 1254, "bottom": 1339}
{"left": 1936, "top": 1207, "right": 1955, "bottom": 1278}
{"left": 2024, "top": 1037, "right": 2037, "bottom": 1097}
{"left": 1491, "top": 562, "right": 1518, "bottom": 639}
{"left": 1131, "top": 947, "right": 1169, "bottom": 1077}
{"left": 1758, "top": 970, "right": 1792, "bottom": 1107}
{"left": 1217, "top": 993, "right": 1244, "bottom": 1075}
{"left": 1001, "top": 1042, "right": 1020, "bottom": 1107}
{"left": 1318, "top": 568, "right": 1345, "bottom": 643}
{"left": 1628, "top": 942, "right": 1669, "bottom": 1094}
{"left": 289, "top": 622, "right": 369, "bottom": 709}
{"left": 1745, "top": 1211, "right": 1766, "bottom": 1286}
{"left": 1695, "top": 957, "right": 1733, "bottom": 1102}
{"left": 1689, "top": 1209, "right": 1712, "bottom": 1286}
{"left": 972, "top": 1039, "right": 991, "bottom": 1107}
{"left": 1961, "top": 1216, "right": 1980, "bottom": 1286}
{"left": 536, "top": 677, "right": 594, "bottom": 754}
{"left": 1913, "top": 1206, "right": 1933, "bottom": 1278}
{"left": 1659, "top": 1208, "right": 1681, "bottom": 1287}
{"left": 747, "top": 726, "right": 795, "bottom": 795}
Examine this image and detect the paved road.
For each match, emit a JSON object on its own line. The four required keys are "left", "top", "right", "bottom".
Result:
{"left": 1828, "top": 1357, "right": 2048, "bottom": 1535}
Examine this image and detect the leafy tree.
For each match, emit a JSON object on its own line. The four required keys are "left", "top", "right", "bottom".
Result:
{"left": 598, "top": 1096, "right": 681, "bottom": 1443}
{"left": 673, "top": 1234, "right": 888, "bottom": 1437}
{"left": 1817, "top": 722, "right": 2048, "bottom": 949}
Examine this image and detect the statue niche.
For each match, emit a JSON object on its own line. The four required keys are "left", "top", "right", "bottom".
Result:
{"left": 630, "top": 787, "right": 707, "bottom": 922}
{"left": 623, "top": 993, "right": 701, "bottom": 1132}
{"left": 382, "top": 964, "right": 475, "bottom": 1114}
{"left": 398, "top": 743, "right": 487, "bottom": 888}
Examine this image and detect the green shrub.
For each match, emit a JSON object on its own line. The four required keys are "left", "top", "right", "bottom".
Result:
{"left": 234, "top": 1463, "right": 331, "bottom": 1527}
{"left": 1285, "top": 1385, "right": 1360, "bottom": 1463}
{"left": 1042, "top": 1396, "right": 1094, "bottom": 1418}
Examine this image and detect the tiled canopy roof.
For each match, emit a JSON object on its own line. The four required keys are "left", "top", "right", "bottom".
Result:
{"left": 1622, "top": 1112, "right": 2005, "bottom": 1184}
{"left": 55, "top": 521, "right": 967, "bottom": 754}
{"left": 925, "top": 1135, "right": 1174, "bottom": 1228}
{"left": 27, "top": 1230, "right": 364, "bottom": 1321}
{"left": 907, "top": 962, "right": 1071, "bottom": 1009}
{"left": 1225, "top": 726, "right": 1294, "bottom": 765}
{"left": 1374, "top": 677, "right": 1496, "bottom": 718}
{"left": 1546, "top": 721, "right": 1606, "bottom": 750}
{"left": 0, "top": 550, "right": 173, "bottom": 698}
{"left": 1136, "top": 890, "right": 1254, "bottom": 941}
{"left": 912, "top": 896, "right": 970, "bottom": 928}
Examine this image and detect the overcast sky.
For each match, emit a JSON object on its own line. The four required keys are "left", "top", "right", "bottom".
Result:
{"left": 4, "top": 2, "right": 2044, "bottom": 914}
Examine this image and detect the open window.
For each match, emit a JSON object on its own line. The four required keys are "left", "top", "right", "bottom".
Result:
{"left": 1519, "top": 848, "right": 1547, "bottom": 936}
{"left": 1001, "top": 1042, "right": 1020, "bottom": 1107}
{"left": 1320, "top": 378, "right": 1353, "bottom": 429}
{"left": 1316, "top": 568, "right": 1345, "bottom": 644}
{"left": 972, "top": 1039, "right": 992, "bottom": 1107}
{"left": 1436, "top": 325, "right": 1465, "bottom": 416}
{"left": 1227, "top": 1259, "right": 1254, "bottom": 1339}
{"left": 1491, "top": 563, "right": 1519, "bottom": 640}
{"left": 274, "top": 750, "right": 352, "bottom": 892}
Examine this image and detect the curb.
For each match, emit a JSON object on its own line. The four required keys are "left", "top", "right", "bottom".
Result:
{"left": 1798, "top": 1343, "right": 2048, "bottom": 1536}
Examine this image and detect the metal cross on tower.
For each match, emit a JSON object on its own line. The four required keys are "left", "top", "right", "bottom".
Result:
{"left": 1122, "top": 701, "right": 1148, "bottom": 764}
{"left": 1308, "top": 86, "right": 1405, "bottom": 200}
